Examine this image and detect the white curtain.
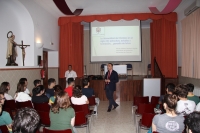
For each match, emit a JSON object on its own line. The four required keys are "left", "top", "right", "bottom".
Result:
{"left": 181, "top": 8, "right": 200, "bottom": 79}
{"left": 83, "top": 28, "right": 151, "bottom": 75}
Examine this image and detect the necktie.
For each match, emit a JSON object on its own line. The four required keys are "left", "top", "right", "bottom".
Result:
{"left": 107, "top": 71, "right": 110, "bottom": 79}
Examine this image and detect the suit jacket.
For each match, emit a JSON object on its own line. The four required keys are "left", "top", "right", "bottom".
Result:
{"left": 104, "top": 70, "right": 119, "bottom": 91}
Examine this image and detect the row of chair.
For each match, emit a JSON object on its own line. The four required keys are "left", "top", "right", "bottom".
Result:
{"left": 132, "top": 96, "right": 160, "bottom": 133}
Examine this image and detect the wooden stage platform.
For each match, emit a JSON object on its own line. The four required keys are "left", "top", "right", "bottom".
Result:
{"left": 73, "top": 75, "right": 145, "bottom": 101}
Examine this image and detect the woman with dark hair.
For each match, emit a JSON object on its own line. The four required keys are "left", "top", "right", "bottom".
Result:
{"left": 49, "top": 85, "right": 63, "bottom": 105}
{"left": 152, "top": 94, "right": 185, "bottom": 133}
{"left": 71, "top": 85, "right": 89, "bottom": 105}
{"left": 50, "top": 91, "right": 75, "bottom": 133}
{"left": 0, "top": 82, "right": 13, "bottom": 100}
{"left": 32, "top": 85, "right": 49, "bottom": 103}
{"left": 14, "top": 82, "right": 31, "bottom": 102}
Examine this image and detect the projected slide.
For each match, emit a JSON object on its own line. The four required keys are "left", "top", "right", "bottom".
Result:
{"left": 90, "top": 20, "right": 141, "bottom": 62}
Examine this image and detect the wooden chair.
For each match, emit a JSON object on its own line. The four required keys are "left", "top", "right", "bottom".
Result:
{"left": 37, "top": 111, "right": 50, "bottom": 127}
{"left": 138, "top": 113, "right": 155, "bottom": 133}
{"left": 75, "top": 111, "right": 90, "bottom": 133}
{"left": 43, "top": 128, "right": 72, "bottom": 133}
{"left": 33, "top": 102, "right": 50, "bottom": 112}
{"left": 16, "top": 101, "right": 33, "bottom": 109}
{"left": 0, "top": 125, "right": 9, "bottom": 133}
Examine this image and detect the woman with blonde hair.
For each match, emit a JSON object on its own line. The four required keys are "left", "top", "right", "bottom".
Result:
{"left": 50, "top": 91, "right": 75, "bottom": 133}
{"left": 152, "top": 94, "right": 185, "bottom": 133}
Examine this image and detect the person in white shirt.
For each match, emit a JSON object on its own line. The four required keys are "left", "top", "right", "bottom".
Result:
{"left": 19, "top": 78, "right": 31, "bottom": 95}
{"left": 14, "top": 81, "right": 31, "bottom": 102}
{"left": 175, "top": 84, "right": 196, "bottom": 116}
{"left": 71, "top": 86, "right": 89, "bottom": 105}
{"left": 0, "top": 82, "right": 13, "bottom": 100}
{"left": 65, "top": 65, "right": 77, "bottom": 87}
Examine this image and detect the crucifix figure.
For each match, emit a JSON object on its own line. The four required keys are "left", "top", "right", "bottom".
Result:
{"left": 17, "top": 40, "right": 30, "bottom": 66}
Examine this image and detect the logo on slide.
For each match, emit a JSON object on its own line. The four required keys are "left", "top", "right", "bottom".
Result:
{"left": 96, "top": 27, "right": 101, "bottom": 34}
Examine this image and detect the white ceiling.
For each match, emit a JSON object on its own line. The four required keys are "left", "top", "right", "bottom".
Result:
{"left": 33, "top": 0, "right": 195, "bottom": 18}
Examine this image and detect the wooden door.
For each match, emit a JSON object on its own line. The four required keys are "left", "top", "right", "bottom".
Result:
{"left": 43, "top": 51, "right": 48, "bottom": 88}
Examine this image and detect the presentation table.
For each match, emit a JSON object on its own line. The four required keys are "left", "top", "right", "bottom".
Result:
{"left": 104, "top": 65, "right": 127, "bottom": 75}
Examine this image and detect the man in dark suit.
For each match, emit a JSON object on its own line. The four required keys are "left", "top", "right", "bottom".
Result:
{"left": 105, "top": 63, "right": 119, "bottom": 112}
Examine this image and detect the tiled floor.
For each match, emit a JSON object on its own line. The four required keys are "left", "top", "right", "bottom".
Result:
{"left": 76, "top": 101, "right": 148, "bottom": 133}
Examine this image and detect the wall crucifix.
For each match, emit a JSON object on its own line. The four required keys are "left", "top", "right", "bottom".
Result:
{"left": 17, "top": 40, "right": 30, "bottom": 66}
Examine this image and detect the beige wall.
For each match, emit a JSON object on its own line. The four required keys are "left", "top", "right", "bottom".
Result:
{"left": 84, "top": 28, "right": 151, "bottom": 75}
{"left": 0, "top": 69, "right": 40, "bottom": 97}
{"left": 48, "top": 68, "right": 58, "bottom": 83}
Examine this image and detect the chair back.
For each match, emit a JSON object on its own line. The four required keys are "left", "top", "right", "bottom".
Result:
{"left": 88, "top": 97, "right": 96, "bottom": 106}
{"left": 141, "top": 113, "right": 155, "bottom": 128}
{"left": 148, "top": 64, "right": 151, "bottom": 69}
{"left": 133, "top": 96, "right": 149, "bottom": 107}
{"left": 0, "top": 125, "right": 9, "bottom": 133}
{"left": 73, "top": 104, "right": 90, "bottom": 116}
{"left": 33, "top": 102, "right": 50, "bottom": 112}
{"left": 126, "top": 64, "right": 132, "bottom": 69}
{"left": 151, "top": 96, "right": 160, "bottom": 105}
{"left": 101, "top": 64, "right": 106, "bottom": 69}
{"left": 144, "top": 104, "right": 155, "bottom": 114}
{"left": 75, "top": 111, "right": 87, "bottom": 126}
{"left": 4, "top": 100, "right": 17, "bottom": 110}
{"left": 137, "top": 103, "right": 155, "bottom": 115}
{"left": 43, "top": 128, "right": 72, "bottom": 133}
{"left": 16, "top": 101, "right": 33, "bottom": 109}
{"left": 37, "top": 111, "right": 50, "bottom": 126}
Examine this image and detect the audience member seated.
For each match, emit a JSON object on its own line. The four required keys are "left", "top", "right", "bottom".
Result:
{"left": 71, "top": 85, "right": 89, "bottom": 105}
{"left": 0, "top": 92, "right": 12, "bottom": 133}
{"left": 152, "top": 94, "right": 184, "bottom": 133}
{"left": 13, "top": 107, "right": 40, "bottom": 133}
{"left": 49, "top": 85, "right": 63, "bottom": 105}
{"left": 46, "top": 78, "right": 56, "bottom": 98}
{"left": 0, "top": 82, "right": 13, "bottom": 100}
{"left": 32, "top": 85, "right": 49, "bottom": 103}
{"left": 187, "top": 83, "right": 200, "bottom": 105}
{"left": 175, "top": 84, "right": 196, "bottom": 116}
{"left": 64, "top": 78, "right": 75, "bottom": 97}
{"left": 50, "top": 91, "right": 75, "bottom": 133}
{"left": 33, "top": 79, "right": 41, "bottom": 87}
{"left": 82, "top": 78, "right": 100, "bottom": 105}
{"left": 19, "top": 78, "right": 31, "bottom": 96}
{"left": 14, "top": 82, "right": 31, "bottom": 102}
{"left": 158, "top": 83, "right": 175, "bottom": 104}
{"left": 184, "top": 112, "right": 200, "bottom": 133}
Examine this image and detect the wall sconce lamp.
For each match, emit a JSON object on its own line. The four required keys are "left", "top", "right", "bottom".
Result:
{"left": 36, "top": 42, "right": 44, "bottom": 48}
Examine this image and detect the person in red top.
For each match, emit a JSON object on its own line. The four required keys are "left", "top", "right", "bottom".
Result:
{"left": 64, "top": 78, "right": 75, "bottom": 97}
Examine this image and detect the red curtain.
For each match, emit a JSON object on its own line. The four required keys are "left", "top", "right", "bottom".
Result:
{"left": 58, "top": 13, "right": 177, "bottom": 26}
{"left": 151, "top": 18, "right": 177, "bottom": 78}
{"left": 59, "top": 22, "right": 83, "bottom": 78}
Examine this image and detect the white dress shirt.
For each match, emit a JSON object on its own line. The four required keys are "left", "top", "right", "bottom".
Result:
{"left": 65, "top": 70, "right": 77, "bottom": 81}
{"left": 4, "top": 93, "right": 13, "bottom": 100}
{"left": 14, "top": 92, "right": 31, "bottom": 102}
{"left": 24, "top": 88, "right": 30, "bottom": 95}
